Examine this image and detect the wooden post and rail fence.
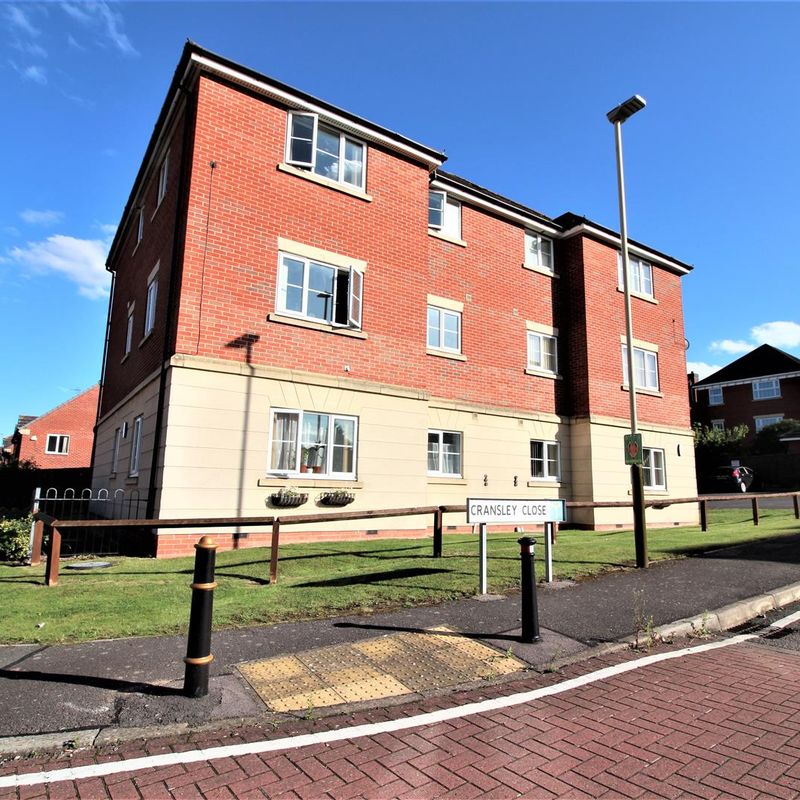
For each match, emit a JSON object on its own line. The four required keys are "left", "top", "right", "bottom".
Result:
{"left": 31, "top": 491, "right": 800, "bottom": 587}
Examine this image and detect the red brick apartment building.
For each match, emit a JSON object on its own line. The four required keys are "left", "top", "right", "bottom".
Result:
{"left": 10, "top": 385, "right": 99, "bottom": 469}
{"left": 92, "top": 43, "right": 698, "bottom": 555}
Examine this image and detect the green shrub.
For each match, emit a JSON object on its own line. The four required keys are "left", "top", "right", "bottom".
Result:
{"left": 0, "top": 513, "right": 32, "bottom": 562}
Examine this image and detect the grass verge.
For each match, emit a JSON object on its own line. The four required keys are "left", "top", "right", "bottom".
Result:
{"left": 1, "top": 508, "right": 797, "bottom": 644}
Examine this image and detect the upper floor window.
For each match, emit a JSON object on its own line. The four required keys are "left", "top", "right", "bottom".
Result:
{"left": 753, "top": 378, "right": 780, "bottom": 400}
{"left": 286, "top": 112, "right": 366, "bottom": 190}
{"left": 157, "top": 153, "right": 169, "bottom": 206}
{"left": 269, "top": 409, "right": 357, "bottom": 478}
{"left": 755, "top": 414, "right": 784, "bottom": 433}
{"left": 618, "top": 254, "right": 654, "bottom": 298}
{"left": 524, "top": 232, "right": 554, "bottom": 273}
{"left": 708, "top": 386, "right": 723, "bottom": 406}
{"left": 427, "top": 430, "right": 462, "bottom": 477}
{"left": 277, "top": 253, "right": 363, "bottom": 329}
{"left": 45, "top": 434, "right": 69, "bottom": 455}
{"left": 124, "top": 305, "right": 134, "bottom": 356}
{"left": 136, "top": 208, "right": 144, "bottom": 246}
{"left": 428, "top": 191, "right": 462, "bottom": 240}
{"left": 527, "top": 331, "right": 558, "bottom": 375}
{"left": 622, "top": 344, "right": 659, "bottom": 392}
{"left": 129, "top": 415, "right": 143, "bottom": 477}
{"left": 531, "top": 440, "right": 560, "bottom": 481}
{"left": 643, "top": 447, "right": 666, "bottom": 489}
{"left": 144, "top": 269, "right": 158, "bottom": 337}
{"left": 427, "top": 305, "right": 461, "bottom": 353}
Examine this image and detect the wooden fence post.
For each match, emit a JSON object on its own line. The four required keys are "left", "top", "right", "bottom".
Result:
{"left": 45, "top": 525, "right": 61, "bottom": 586}
{"left": 30, "top": 519, "right": 44, "bottom": 566}
{"left": 433, "top": 508, "right": 443, "bottom": 558}
{"left": 699, "top": 500, "right": 708, "bottom": 532}
{"left": 269, "top": 519, "right": 281, "bottom": 585}
{"left": 751, "top": 497, "right": 760, "bottom": 526}
{"left": 794, "top": 493, "right": 799, "bottom": 520}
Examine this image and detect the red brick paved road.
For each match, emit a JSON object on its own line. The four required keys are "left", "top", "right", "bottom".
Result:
{"left": 2, "top": 639, "right": 800, "bottom": 799}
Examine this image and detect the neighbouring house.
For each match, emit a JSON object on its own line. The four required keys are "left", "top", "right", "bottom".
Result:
{"left": 91, "top": 42, "right": 698, "bottom": 556}
{"left": 690, "top": 344, "right": 800, "bottom": 443}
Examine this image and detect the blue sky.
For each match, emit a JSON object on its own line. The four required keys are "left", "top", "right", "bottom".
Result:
{"left": 2, "top": 1, "right": 799, "bottom": 436}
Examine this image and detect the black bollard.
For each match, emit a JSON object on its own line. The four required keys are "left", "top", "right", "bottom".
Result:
{"left": 183, "top": 536, "right": 218, "bottom": 697}
{"left": 518, "top": 536, "right": 541, "bottom": 643}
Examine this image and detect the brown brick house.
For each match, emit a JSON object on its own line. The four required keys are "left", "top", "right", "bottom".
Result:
{"left": 91, "top": 43, "right": 698, "bottom": 555}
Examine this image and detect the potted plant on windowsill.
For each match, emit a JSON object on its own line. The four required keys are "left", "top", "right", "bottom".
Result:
{"left": 318, "top": 489, "right": 355, "bottom": 507}
{"left": 268, "top": 487, "right": 308, "bottom": 508}
{"left": 300, "top": 444, "right": 325, "bottom": 474}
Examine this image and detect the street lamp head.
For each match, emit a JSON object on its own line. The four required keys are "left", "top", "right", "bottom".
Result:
{"left": 607, "top": 95, "right": 646, "bottom": 125}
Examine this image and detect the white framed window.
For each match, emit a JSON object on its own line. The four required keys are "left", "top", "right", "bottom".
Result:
{"left": 111, "top": 427, "right": 122, "bottom": 474}
{"left": 711, "top": 419, "right": 725, "bottom": 432}
{"left": 618, "top": 254, "right": 654, "bottom": 298}
{"left": 755, "top": 414, "right": 784, "bottom": 433}
{"left": 643, "top": 447, "right": 666, "bottom": 489}
{"left": 136, "top": 208, "right": 144, "bottom": 245}
{"left": 427, "top": 305, "right": 461, "bottom": 353}
{"left": 277, "top": 253, "right": 363, "bottom": 329}
{"left": 427, "top": 430, "right": 462, "bottom": 477}
{"left": 527, "top": 332, "right": 558, "bottom": 374}
{"left": 129, "top": 415, "right": 143, "bottom": 477}
{"left": 124, "top": 305, "right": 134, "bottom": 356}
{"left": 45, "top": 434, "right": 69, "bottom": 455}
{"left": 286, "top": 112, "right": 366, "bottom": 190}
{"left": 530, "top": 440, "right": 560, "bottom": 481}
{"left": 622, "top": 345, "right": 659, "bottom": 391}
{"left": 708, "top": 386, "right": 723, "bottom": 406}
{"left": 268, "top": 409, "right": 357, "bottom": 478}
{"left": 157, "top": 153, "right": 169, "bottom": 205}
{"left": 753, "top": 378, "right": 780, "bottom": 400}
{"left": 428, "top": 191, "right": 462, "bottom": 239}
{"left": 524, "top": 231, "right": 554, "bottom": 273}
{"left": 144, "top": 268, "right": 158, "bottom": 337}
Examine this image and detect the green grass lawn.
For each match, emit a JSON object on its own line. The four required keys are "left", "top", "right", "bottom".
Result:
{"left": 1, "top": 508, "right": 797, "bottom": 645}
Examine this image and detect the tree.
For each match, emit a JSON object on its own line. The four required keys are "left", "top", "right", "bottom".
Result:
{"left": 753, "top": 419, "right": 800, "bottom": 454}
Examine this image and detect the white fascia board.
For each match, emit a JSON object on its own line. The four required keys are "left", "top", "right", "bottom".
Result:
{"left": 430, "top": 179, "right": 560, "bottom": 237}
{"left": 191, "top": 54, "right": 444, "bottom": 169}
{"left": 560, "top": 223, "right": 691, "bottom": 275}
{"left": 700, "top": 370, "right": 800, "bottom": 390}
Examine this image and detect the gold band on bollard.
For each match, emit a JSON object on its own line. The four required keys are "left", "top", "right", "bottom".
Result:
{"left": 195, "top": 536, "right": 217, "bottom": 550}
{"left": 190, "top": 581, "right": 218, "bottom": 590}
{"left": 183, "top": 654, "right": 214, "bottom": 666}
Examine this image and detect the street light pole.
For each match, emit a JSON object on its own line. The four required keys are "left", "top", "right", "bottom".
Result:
{"left": 607, "top": 94, "right": 648, "bottom": 569}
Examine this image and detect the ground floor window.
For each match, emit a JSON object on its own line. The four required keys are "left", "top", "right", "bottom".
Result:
{"left": 427, "top": 430, "right": 462, "bottom": 477}
{"left": 269, "top": 409, "right": 357, "bottom": 478}
{"left": 642, "top": 447, "right": 666, "bottom": 489}
{"left": 530, "top": 440, "right": 560, "bottom": 480}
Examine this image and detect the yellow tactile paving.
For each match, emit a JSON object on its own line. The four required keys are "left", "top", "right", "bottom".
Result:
{"left": 237, "top": 627, "right": 525, "bottom": 713}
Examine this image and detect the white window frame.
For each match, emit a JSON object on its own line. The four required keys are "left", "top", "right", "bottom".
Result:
{"left": 530, "top": 440, "right": 560, "bottom": 481}
{"left": 285, "top": 112, "right": 367, "bottom": 191}
{"left": 711, "top": 419, "right": 725, "bottom": 432}
{"left": 622, "top": 344, "right": 659, "bottom": 391}
{"left": 268, "top": 408, "right": 358, "bottom": 479}
{"left": 277, "top": 252, "right": 364, "bottom": 329}
{"left": 45, "top": 434, "right": 70, "bottom": 455}
{"left": 129, "top": 415, "right": 143, "bottom": 477}
{"left": 527, "top": 331, "right": 558, "bottom": 375}
{"left": 708, "top": 386, "right": 723, "bottom": 406}
{"left": 111, "top": 427, "right": 122, "bottom": 474}
{"left": 427, "top": 429, "right": 463, "bottom": 477}
{"left": 524, "top": 231, "right": 554, "bottom": 273}
{"left": 618, "top": 254, "right": 654, "bottom": 298}
{"left": 427, "top": 305, "right": 462, "bottom": 354}
{"left": 755, "top": 414, "right": 784, "bottom": 433}
{"left": 124, "top": 304, "right": 134, "bottom": 356}
{"left": 753, "top": 378, "right": 780, "bottom": 400}
{"left": 643, "top": 447, "right": 666, "bottom": 490}
{"left": 157, "top": 153, "right": 169, "bottom": 206}
{"left": 135, "top": 208, "right": 144, "bottom": 246}
{"left": 144, "top": 266, "right": 158, "bottom": 337}
{"left": 428, "top": 190, "right": 461, "bottom": 239}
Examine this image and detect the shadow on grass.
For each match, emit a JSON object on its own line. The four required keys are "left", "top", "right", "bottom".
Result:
{"left": 295, "top": 567, "right": 450, "bottom": 588}
{"left": 0, "top": 668, "right": 182, "bottom": 696}
{"left": 656, "top": 532, "right": 800, "bottom": 562}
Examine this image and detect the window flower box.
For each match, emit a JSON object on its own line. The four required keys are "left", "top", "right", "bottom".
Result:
{"left": 268, "top": 489, "right": 308, "bottom": 508}
{"left": 318, "top": 490, "right": 355, "bottom": 507}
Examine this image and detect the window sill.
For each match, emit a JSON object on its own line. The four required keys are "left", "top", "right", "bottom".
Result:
{"left": 139, "top": 330, "right": 154, "bottom": 348}
{"left": 427, "top": 348, "right": 466, "bottom": 362}
{"left": 527, "top": 480, "right": 562, "bottom": 488}
{"left": 616, "top": 287, "right": 658, "bottom": 305}
{"left": 629, "top": 488, "right": 669, "bottom": 496}
{"left": 752, "top": 396, "right": 782, "bottom": 402}
{"left": 522, "top": 263, "right": 558, "bottom": 279}
{"left": 120, "top": 353, "right": 130, "bottom": 364}
{"left": 132, "top": 239, "right": 142, "bottom": 257}
{"left": 150, "top": 199, "right": 164, "bottom": 222}
{"left": 277, "top": 163, "right": 372, "bottom": 202}
{"left": 268, "top": 312, "right": 368, "bottom": 339}
{"left": 126, "top": 476, "right": 139, "bottom": 485}
{"left": 525, "top": 368, "right": 562, "bottom": 381}
{"left": 428, "top": 229, "right": 467, "bottom": 248}
{"left": 621, "top": 385, "right": 663, "bottom": 398}
{"left": 258, "top": 477, "right": 362, "bottom": 489}
{"left": 427, "top": 476, "right": 467, "bottom": 485}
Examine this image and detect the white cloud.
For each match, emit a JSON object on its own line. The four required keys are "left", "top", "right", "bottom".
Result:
{"left": 7, "top": 233, "right": 111, "bottom": 299}
{"left": 20, "top": 209, "right": 64, "bottom": 226}
{"left": 750, "top": 321, "right": 800, "bottom": 349}
{"left": 61, "top": 2, "right": 138, "bottom": 57}
{"left": 687, "top": 361, "right": 722, "bottom": 381}
{"left": 12, "top": 40, "right": 47, "bottom": 59}
{"left": 4, "top": 5, "right": 40, "bottom": 37}
{"left": 9, "top": 61, "right": 47, "bottom": 84}
{"left": 709, "top": 339, "right": 753, "bottom": 355}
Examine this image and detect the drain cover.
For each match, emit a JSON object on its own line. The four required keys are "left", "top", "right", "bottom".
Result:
{"left": 65, "top": 561, "right": 113, "bottom": 570}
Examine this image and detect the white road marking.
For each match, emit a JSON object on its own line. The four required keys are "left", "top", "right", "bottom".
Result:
{"left": 768, "top": 608, "right": 800, "bottom": 629}
{"left": 0, "top": 633, "right": 758, "bottom": 789}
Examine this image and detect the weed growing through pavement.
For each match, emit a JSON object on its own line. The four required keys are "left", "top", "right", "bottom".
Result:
{"left": 632, "top": 589, "right": 659, "bottom": 651}
{"left": 691, "top": 611, "right": 713, "bottom": 639}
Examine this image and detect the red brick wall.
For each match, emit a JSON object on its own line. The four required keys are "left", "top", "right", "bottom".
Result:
{"left": 18, "top": 385, "right": 100, "bottom": 468}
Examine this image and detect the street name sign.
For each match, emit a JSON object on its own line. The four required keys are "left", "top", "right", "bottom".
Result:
{"left": 467, "top": 498, "right": 566, "bottom": 525}
{"left": 624, "top": 433, "right": 643, "bottom": 466}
